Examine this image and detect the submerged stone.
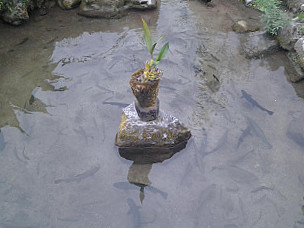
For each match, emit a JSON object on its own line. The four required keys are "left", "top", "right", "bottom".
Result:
{"left": 241, "top": 31, "right": 280, "bottom": 59}
{"left": 115, "top": 103, "right": 191, "bottom": 148}
{"left": 232, "top": 20, "right": 259, "bottom": 33}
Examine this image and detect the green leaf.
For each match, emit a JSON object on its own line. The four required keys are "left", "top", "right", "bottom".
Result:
{"left": 142, "top": 19, "right": 153, "bottom": 58}
{"left": 156, "top": 42, "right": 169, "bottom": 62}
{"left": 151, "top": 43, "right": 157, "bottom": 57}
{"left": 151, "top": 36, "right": 164, "bottom": 57}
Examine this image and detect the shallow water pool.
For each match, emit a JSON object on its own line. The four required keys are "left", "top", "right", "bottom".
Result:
{"left": 0, "top": 0, "right": 304, "bottom": 227}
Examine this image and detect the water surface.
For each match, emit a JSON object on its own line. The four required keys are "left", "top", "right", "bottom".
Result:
{"left": 0, "top": 0, "right": 304, "bottom": 227}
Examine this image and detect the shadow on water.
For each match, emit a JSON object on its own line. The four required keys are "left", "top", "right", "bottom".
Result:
{"left": 114, "top": 142, "right": 188, "bottom": 227}
{"left": 116, "top": 141, "right": 187, "bottom": 203}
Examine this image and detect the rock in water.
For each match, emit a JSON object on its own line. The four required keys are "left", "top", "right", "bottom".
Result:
{"left": 57, "top": 0, "right": 81, "bottom": 9}
{"left": 115, "top": 103, "right": 191, "bottom": 148}
{"left": 78, "top": 0, "right": 157, "bottom": 18}
{"left": 1, "top": 3, "right": 29, "bottom": 26}
{"left": 232, "top": 20, "right": 248, "bottom": 33}
{"left": 289, "top": 37, "right": 304, "bottom": 82}
{"left": 129, "top": 0, "right": 157, "bottom": 10}
{"left": 78, "top": 0, "right": 127, "bottom": 18}
{"left": 241, "top": 31, "right": 279, "bottom": 59}
{"left": 232, "top": 20, "right": 259, "bottom": 33}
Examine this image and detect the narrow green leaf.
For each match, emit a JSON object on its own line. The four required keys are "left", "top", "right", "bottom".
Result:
{"left": 151, "top": 43, "right": 157, "bottom": 58}
{"left": 151, "top": 36, "right": 165, "bottom": 56}
{"left": 142, "top": 19, "right": 153, "bottom": 57}
{"left": 155, "top": 36, "right": 164, "bottom": 44}
{"left": 156, "top": 42, "right": 169, "bottom": 62}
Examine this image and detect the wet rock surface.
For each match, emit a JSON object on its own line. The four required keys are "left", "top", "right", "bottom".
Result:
{"left": 0, "top": 0, "right": 157, "bottom": 24}
{"left": 128, "top": 0, "right": 157, "bottom": 10}
{"left": 78, "top": 0, "right": 127, "bottom": 18}
{"left": 277, "top": 20, "right": 304, "bottom": 51}
{"left": 284, "top": 0, "right": 304, "bottom": 12}
{"left": 1, "top": 2, "right": 29, "bottom": 25}
{"left": 118, "top": 142, "right": 187, "bottom": 163}
{"left": 232, "top": 20, "right": 259, "bottom": 33}
{"left": 115, "top": 103, "right": 191, "bottom": 148}
{"left": 57, "top": 0, "right": 81, "bottom": 9}
{"left": 241, "top": 31, "right": 280, "bottom": 58}
{"left": 78, "top": 0, "right": 156, "bottom": 18}
{"left": 286, "top": 38, "right": 304, "bottom": 82}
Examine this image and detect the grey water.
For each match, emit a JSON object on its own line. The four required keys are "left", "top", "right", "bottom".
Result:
{"left": 1, "top": 0, "right": 304, "bottom": 227}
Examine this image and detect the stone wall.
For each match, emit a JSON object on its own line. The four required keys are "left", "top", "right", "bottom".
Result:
{"left": 0, "top": 0, "right": 157, "bottom": 25}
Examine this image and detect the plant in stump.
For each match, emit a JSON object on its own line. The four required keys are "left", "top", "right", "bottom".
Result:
{"left": 129, "top": 19, "right": 169, "bottom": 121}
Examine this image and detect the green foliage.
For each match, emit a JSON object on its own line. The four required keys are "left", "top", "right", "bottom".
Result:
{"left": 253, "top": 0, "right": 289, "bottom": 35}
{"left": 141, "top": 19, "right": 169, "bottom": 82}
{"left": 142, "top": 19, "right": 169, "bottom": 68}
{"left": 253, "top": 0, "right": 281, "bottom": 12}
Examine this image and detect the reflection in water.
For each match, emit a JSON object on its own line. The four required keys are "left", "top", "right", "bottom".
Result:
{"left": 119, "top": 141, "right": 187, "bottom": 204}
{"left": 128, "top": 163, "right": 152, "bottom": 204}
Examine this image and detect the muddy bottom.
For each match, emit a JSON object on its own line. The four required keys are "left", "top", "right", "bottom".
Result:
{"left": 0, "top": 0, "right": 304, "bottom": 227}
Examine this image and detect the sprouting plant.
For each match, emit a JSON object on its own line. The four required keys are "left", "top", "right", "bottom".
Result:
{"left": 142, "top": 19, "right": 169, "bottom": 82}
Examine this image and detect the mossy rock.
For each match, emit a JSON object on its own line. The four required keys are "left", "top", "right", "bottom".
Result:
{"left": 115, "top": 103, "right": 191, "bottom": 148}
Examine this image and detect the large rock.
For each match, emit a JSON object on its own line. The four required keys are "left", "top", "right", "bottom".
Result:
{"left": 127, "top": 0, "right": 157, "bottom": 10}
{"left": 241, "top": 31, "right": 280, "bottom": 59}
{"left": 287, "top": 38, "right": 304, "bottom": 82}
{"left": 119, "top": 141, "right": 187, "bottom": 163}
{"left": 284, "top": 0, "right": 304, "bottom": 12}
{"left": 78, "top": 0, "right": 156, "bottom": 18}
{"left": 57, "top": 0, "right": 81, "bottom": 9}
{"left": 0, "top": 0, "right": 55, "bottom": 25}
{"left": 277, "top": 20, "right": 304, "bottom": 51}
{"left": 115, "top": 103, "right": 191, "bottom": 148}
{"left": 78, "top": 0, "right": 127, "bottom": 18}
{"left": 1, "top": 2, "right": 29, "bottom": 25}
{"left": 232, "top": 20, "right": 259, "bottom": 33}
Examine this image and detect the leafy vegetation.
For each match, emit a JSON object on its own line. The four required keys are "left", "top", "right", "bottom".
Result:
{"left": 142, "top": 19, "right": 169, "bottom": 82}
{"left": 253, "top": 0, "right": 289, "bottom": 35}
